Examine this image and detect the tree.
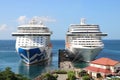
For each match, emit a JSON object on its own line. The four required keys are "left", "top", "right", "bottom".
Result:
{"left": 67, "top": 71, "right": 76, "bottom": 80}
{"left": 79, "top": 70, "right": 88, "bottom": 77}
{"left": 0, "top": 67, "right": 30, "bottom": 80}
{"left": 42, "top": 73, "right": 57, "bottom": 80}
{"left": 82, "top": 76, "right": 91, "bottom": 80}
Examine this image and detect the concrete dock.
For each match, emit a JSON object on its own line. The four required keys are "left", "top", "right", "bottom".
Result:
{"left": 58, "top": 49, "right": 72, "bottom": 68}
{"left": 34, "top": 49, "right": 82, "bottom": 80}
{"left": 58, "top": 49, "right": 81, "bottom": 71}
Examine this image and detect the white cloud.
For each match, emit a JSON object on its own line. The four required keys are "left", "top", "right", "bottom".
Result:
{"left": 17, "top": 16, "right": 27, "bottom": 24}
{"left": 36, "top": 16, "right": 56, "bottom": 22}
{"left": 17, "top": 16, "right": 56, "bottom": 24}
{"left": 0, "top": 24, "right": 7, "bottom": 31}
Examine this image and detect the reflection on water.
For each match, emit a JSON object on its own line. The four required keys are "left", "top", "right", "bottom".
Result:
{"left": 73, "top": 61, "right": 89, "bottom": 68}
{"left": 18, "top": 58, "right": 53, "bottom": 79}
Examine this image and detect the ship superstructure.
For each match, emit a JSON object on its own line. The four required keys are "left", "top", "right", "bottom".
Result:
{"left": 66, "top": 18, "right": 107, "bottom": 62}
{"left": 12, "top": 19, "right": 52, "bottom": 65}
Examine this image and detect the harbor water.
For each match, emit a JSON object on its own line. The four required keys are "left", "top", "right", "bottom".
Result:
{"left": 0, "top": 40, "right": 120, "bottom": 79}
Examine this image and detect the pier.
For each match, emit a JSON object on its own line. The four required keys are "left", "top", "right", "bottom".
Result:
{"left": 34, "top": 49, "right": 84, "bottom": 80}
{"left": 58, "top": 49, "right": 70, "bottom": 68}
{"left": 58, "top": 49, "right": 81, "bottom": 71}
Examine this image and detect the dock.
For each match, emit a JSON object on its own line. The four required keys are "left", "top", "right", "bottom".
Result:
{"left": 34, "top": 49, "right": 82, "bottom": 80}
{"left": 58, "top": 49, "right": 81, "bottom": 71}
{"left": 58, "top": 49, "right": 70, "bottom": 68}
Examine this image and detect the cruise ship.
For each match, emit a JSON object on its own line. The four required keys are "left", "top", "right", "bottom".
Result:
{"left": 12, "top": 19, "right": 52, "bottom": 65}
{"left": 66, "top": 18, "right": 107, "bottom": 62}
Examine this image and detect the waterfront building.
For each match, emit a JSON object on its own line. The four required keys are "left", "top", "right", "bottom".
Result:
{"left": 85, "top": 57, "right": 120, "bottom": 77}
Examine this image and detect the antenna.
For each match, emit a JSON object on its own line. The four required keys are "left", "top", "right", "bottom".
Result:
{"left": 39, "top": 21, "right": 43, "bottom": 25}
{"left": 29, "top": 18, "right": 37, "bottom": 24}
{"left": 80, "top": 18, "right": 86, "bottom": 25}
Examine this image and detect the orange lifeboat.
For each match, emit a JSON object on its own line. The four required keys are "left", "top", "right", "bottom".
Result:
{"left": 66, "top": 42, "right": 70, "bottom": 48}
{"left": 48, "top": 43, "right": 52, "bottom": 48}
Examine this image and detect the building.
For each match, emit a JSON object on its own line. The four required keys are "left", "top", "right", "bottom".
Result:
{"left": 85, "top": 57, "right": 120, "bottom": 77}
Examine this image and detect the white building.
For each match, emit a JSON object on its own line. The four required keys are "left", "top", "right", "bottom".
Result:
{"left": 85, "top": 57, "right": 120, "bottom": 77}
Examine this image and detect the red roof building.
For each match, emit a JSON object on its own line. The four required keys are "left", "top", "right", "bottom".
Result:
{"left": 91, "top": 57, "right": 119, "bottom": 66}
{"left": 85, "top": 57, "right": 120, "bottom": 77}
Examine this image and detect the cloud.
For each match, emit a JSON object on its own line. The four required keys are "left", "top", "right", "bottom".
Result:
{"left": 17, "top": 16, "right": 27, "bottom": 24}
{"left": 17, "top": 16, "right": 56, "bottom": 25}
{"left": 36, "top": 16, "right": 56, "bottom": 22}
{"left": 0, "top": 24, "right": 7, "bottom": 31}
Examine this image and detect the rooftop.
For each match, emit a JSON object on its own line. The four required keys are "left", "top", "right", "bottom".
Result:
{"left": 91, "top": 57, "right": 119, "bottom": 66}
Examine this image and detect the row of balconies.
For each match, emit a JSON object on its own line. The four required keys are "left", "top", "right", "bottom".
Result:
{"left": 17, "top": 30, "right": 49, "bottom": 33}
{"left": 73, "top": 43, "right": 103, "bottom": 46}
{"left": 73, "top": 40, "right": 101, "bottom": 42}
{"left": 71, "top": 29, "right": 99, "bottom": 31}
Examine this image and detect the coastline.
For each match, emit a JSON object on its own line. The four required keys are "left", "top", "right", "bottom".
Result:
{"left": 0, "top": 40, "right": 120, "bottom": 79}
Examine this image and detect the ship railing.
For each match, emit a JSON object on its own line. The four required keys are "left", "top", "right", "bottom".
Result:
{"left": 20, "top": 46, "right": 40, "bottom": 48}
{"left": 74, "top": 42, "right": 102, "bottom": 45}
{"left": 71, "top": 30, "right": 100, "bottom": 32}
{"left": 17, "top": 30, "right": 49, "bottom": 33}
{"left": 70, "top": 28, "right": 99, "bottom": 31}
{"left": 71, "top": 43, "right": 103, "bottom": 47}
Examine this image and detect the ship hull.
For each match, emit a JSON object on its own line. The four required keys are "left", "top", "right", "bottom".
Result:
{"left": 17, "top": 47, "right": 52, "bottom": 65}
{"left": 67, "top": 47, "right": 102, "bottom": 62}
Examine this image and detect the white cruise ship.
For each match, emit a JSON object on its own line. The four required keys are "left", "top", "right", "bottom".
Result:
{"left": 66, "top": 18, "right": 107, "bottom": 62}
{"left": 12, "top": 19, "right": 52, "bottom": 65}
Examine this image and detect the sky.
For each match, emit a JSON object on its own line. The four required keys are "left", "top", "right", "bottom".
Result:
{"left": 0, "top": 0, "right": 120, "bottom": 40}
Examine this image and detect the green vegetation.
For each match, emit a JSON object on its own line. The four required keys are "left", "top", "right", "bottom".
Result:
{"left": 52, "top": 70, "right": 67, "bottom": 74}
{"left": 78, "top": 70, "right": 93, "bottom": 80}
{"left": 40, "top": 73, "right": 57, "bottom": 80}
{"left": 53, "top": 73, "right": 58, "bottom": 78}
{"left": 82, "top": 75, "right": 91, "bottom": 80}
{"left": 78, "top": 70, "right": 88, "bottom": 77}
{"left": 67, "top": 71, "right": 76, "bottom": 80}
{"left": 0, "top": 67, "right": 30, "bottom": 80}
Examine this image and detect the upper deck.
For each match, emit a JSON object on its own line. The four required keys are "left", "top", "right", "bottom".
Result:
{"left": 12, "top": 19, "right": 52, "bottom": 36}
{"left": 66, "top": 18, "right": 107, "bottom": 37}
